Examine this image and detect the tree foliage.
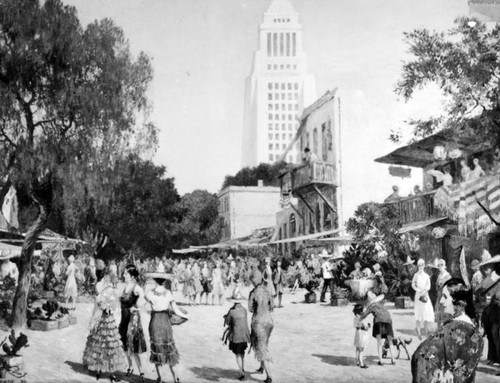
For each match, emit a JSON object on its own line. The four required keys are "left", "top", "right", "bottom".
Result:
{"left": 221, "top": 161, "right": 292, "bottom": 189}
{"left": 395, "top": 17, "right": 500, "bottom": 144}
{"left": 0, "top": 0, "right": 156, "bottom": 327}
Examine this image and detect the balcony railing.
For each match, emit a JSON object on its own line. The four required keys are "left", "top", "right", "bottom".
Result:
{"left": 280, "top": 160, "right": 337, "bottom": 195}
{"left": 384, "top": 190, "right": 442, "bottom": 225}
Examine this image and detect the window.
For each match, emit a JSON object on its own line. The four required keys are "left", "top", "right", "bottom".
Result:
{"left": 282, "top": 104, "right": 286, "bottom": 111}
{"left": 275, "top": 114, "right": 279, "bottom": 120}
{"left": 268, "top": 114, "right": 273, "bottom": 120}
{"left": 289, "top": 124, "right": 293, "bottom": 130}
{"left": 268, "top": 104, "right": 272, "bottom": 110}
{"left": 281, "top": 83, "right": 285, "bottom": 90}
{"left": 288, "top": 104, "right": 292, "bottom": 111}
{"left": 295, "top": 104, "right": 298, "bottom": 110}
{"left": 315, "top": 203, "right": 321, "bottom": 232}
{"left": 281, "top": 93, "right": 285, "bottom": 100}
{"left": 288, "top": 94, "right": 292, "bottom": 100}
{"left": 288, "top": 115, "right": 292, "bottom": 120}
{"left": 275, "top": 133, "right": 279, "bottom": 139}
{"left": 288, "top": 83, "right": 292, "bottom": 90}
{"left": 275, "top": 123, "right": 279, "bottom": 129}
{"left": 282, "top": 114, "right": 286, "bottom": 120}
{"left": 268, "top": 83, "right": 272, "bottom": 90}
{"left": 289, "top": 214, "right": 296, "bottom": 236}
{"left": 268, "top": 134, "right": 273, "bottom": 140}
{"left": 269, "top": 144, "right": 273, "bottom": 150}
{"left": 269, "top": 154, "right": 274, "bottom": 161}
{"left": 306, "top": 132, "right": 310, "bottom": 148}
{"left": 268, "top": 123, "right": 272, "bottom": 130}
{"left": 294, "top": 93, "right": 298, "bottom": 100}
{"left": 282, "top": 123, "right": 286, "bottom": 129}
{"left": 282, "top": 144, "right": 286, "bottom": 150}
{"left": 282, "top": 134, "right": 286, "bottom": 139}
{"left": 274, "top": 82, "right": 279, "bottom": 89}
{"left": 294, "top": 83, "right": 298, "bottom": 90}
{"left": 268, "top": 94, "right": 272, "bottom": 100}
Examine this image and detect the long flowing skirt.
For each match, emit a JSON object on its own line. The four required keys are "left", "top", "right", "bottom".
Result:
{"left": 251, "top": 318, "right": 273, "bottom": 362}
{"left": 83, "top": 311, "right": 128, "bottom": 373}
{"left": 149, "top": 311, "right": 180, "bottom": 366}
{"left": 119, "top": 310, "right": 147, "bottom": 354}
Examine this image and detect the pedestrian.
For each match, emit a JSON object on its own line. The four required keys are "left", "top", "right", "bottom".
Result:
{"left": 223, "top": 295, "right": 251, "bottom": 380}
{"left": 249, "top": 269, "right": 273, "bottom": 383}
{"left": 272, "top": 260, "right": 285, "bottom": 308}
{"left": 360, "top": 291, "right": 395, "bottom": 366}
{"left": 319, "top": 251, "right": 334, "bottom": 303}
{"left": 144, "top": 269, "right": 189, "bottom": 383}
{"left": 434, "top": 259, "right": 451, "bottom": 325}
{"left": 82, "top": 272, "right": 127, "bottom": 382}
{"left": 181, "top": 263, "right": 196, "bottom": 306}
{"left": 353, "top": 303, "right": 370, "bottom": 369}
{"left": 200, "top": 261, "right": 213, "bottom": 305}
{"left": 63, "top": 255, "right": 78, "bottom": 310}
{"left": 212, "top": 260, "right": 225, "bottom": 305}
{"left": 412, "top": 278, "right": 483, "bottom": 382}
{"left": 119, "top": 264, "right": 147, "bottom": 381}
{"left": 412, "top": 258, "right": 435, "bottom": 340}
{"left": 263, "top": 257, "right": 276, "bottom": 298}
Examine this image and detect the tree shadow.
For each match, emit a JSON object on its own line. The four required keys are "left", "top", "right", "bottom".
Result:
{"left": 395, "top": 328, "right": 418, "bottom": 337}
{"left": 312, "top": 354, "right": 379, "bottom": 366}
{"left": 392, "top": 311, "right": 414, "bottom": 316}
{"left": 189, "top": 366, "right": 261, "bottom": 382}
{"left": 65, "top": 361, "right": 160, "bottom": 383}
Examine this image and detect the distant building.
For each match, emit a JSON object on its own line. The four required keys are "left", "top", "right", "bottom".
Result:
{"left": 218, "top": 182, "right": 281, "bottom": 241}
{"left": 274, "top": 89, "right": 343, "bottom": 255}
{"left": 241, "top": 0, "right": 317, "bottom": 167}
{"left": 469, "top": 0, "right": 500, "bottom": 22}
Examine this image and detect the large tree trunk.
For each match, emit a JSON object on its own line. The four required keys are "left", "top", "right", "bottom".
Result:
{"left": 11, "top": 200, "right": 50, "bottom": 329}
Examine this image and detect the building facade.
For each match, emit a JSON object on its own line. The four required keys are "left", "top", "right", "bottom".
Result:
{"left": 469, "top": 0, "right": 500, "bottom": 22}
{"left": 274, "top": 89, "right": 343, "bottom": 254}
{"left": 241, "top": 0, "right": 317, "bottom": 167}
{"left": 218, "top": 183, "right": 281, "bottom": 241}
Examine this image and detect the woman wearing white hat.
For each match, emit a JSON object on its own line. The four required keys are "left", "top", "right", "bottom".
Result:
{"left": 145, "top": 271, "right": 189, "bottom": 383}
{"left": 360, "top": 291, "right": 395, "bottom": 366}
{"left": 412, "top": 259, "right": 435, "bottom": 340}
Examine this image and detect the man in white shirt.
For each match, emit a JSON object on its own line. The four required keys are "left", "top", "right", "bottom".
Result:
{"left": 320, "top": 255, "right": 334, "bottom": 303}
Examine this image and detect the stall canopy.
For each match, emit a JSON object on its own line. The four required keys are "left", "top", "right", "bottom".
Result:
{"left": 398, "top": 217, "right": 448, "bottom": 234}
{"left": 269, "top": 228, "right": 341, "bottom": 244}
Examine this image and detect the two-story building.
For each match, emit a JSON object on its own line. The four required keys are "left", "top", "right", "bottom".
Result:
{"left": 375, "top": 128, "right": 500, "bottom": 268}
{"left": 218, "top": 181, "right": 281, "bottom": 241}
{"left": 272, "top": 89, "right": 344, "bottom": 255}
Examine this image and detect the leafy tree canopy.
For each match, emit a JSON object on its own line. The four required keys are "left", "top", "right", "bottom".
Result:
{"left": 394, "top": 17, "right": 500, "bottom": 144}
{"left": 222, "top": 161, "right": 293, "bottom": 189}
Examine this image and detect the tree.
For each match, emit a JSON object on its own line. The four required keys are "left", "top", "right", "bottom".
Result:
{"left": 221, "top": 161, "right": 292, "bottom": 189}
{"left": 0, "top": 0, "right": 156, "bottom": 327}
{"left": 170, "top": 190, "right": 223, "bottom": 248}
{"left": 394, "top": 17, "right": 500, "bottom": 144}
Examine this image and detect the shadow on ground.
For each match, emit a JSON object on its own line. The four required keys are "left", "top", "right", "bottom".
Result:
{"left": 395, "top": 328, "right": 418, "bottom": 337}
{"left": 392, "top": 312, "right": 414, "bottom": 316}
{"left": 65, "top": 361, "right": 161, "bottom": 383}
{"left": 189, "top": 366, "right": 262, "bottom": 382}
{"left": 312, "top": 354, "right": 380, "bottom": 367}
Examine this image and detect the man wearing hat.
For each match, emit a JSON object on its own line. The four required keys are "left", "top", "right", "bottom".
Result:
{"left": 223, "top": 295, "right": 251, "bottom": 381}
{"left": 470, "top": 259, "right": 483, "bottom": 293}
{"left": 320, "top": 250, "right": 334, "bottom": 303}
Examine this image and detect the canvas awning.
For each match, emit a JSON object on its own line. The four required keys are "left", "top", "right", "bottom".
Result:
{"left": 398, "top": 217, "right": 448, "bottom": 234}
{"left": 269, "top": 229, "right": 341, "bottom": 244}
{"left": 308, "top": 235, "right": 353, "bottom": 245}
{"left": 172, "top": 248, "right": 200, "bottom": 254}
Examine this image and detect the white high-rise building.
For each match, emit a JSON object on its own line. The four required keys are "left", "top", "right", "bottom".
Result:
{"left": 241, "top": 0, "right": 316, "bottom": 167}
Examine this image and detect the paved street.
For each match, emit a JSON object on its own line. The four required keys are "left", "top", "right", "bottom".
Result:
{"left": 4, "top": 288, "right": 499, "bottom": 382}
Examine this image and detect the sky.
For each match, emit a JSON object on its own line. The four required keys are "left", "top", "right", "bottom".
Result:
{"left": 63, "top": 0, "right": 470, "bottom": 220}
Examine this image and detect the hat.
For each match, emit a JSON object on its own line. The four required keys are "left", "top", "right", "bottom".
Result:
{"left": 481, "top": 249, "right": 492, "bottom": 263}
{"left": 227, "top": 254, "right": 234, "bottom": 261}
{"left": 330, "top": 253, "right": 345, "bottom": 261}
{"left": 427, "top": 258, "right": 439, "bottom": 269}
{"left": 403, "top": 256, "right": 415, "bottom": 266}
{"left": 366, "top": 291, "right": 384, "bottom": 305}
{"left": 478, "top": 254, "right": 500, "bottom": 268}
{"left": 250, "top": 269, "right": 263, "bottom": 285}
{"left": 145, "top": 264, "right": 172, "bottom": 280}
{"left": 320, "top": 249, "right": 331, "bottom": 259}
{"left": 470, "top": 259, "right": 480, "bottom": 270}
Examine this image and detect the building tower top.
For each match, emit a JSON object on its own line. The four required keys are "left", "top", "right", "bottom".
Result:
{"left": 263, "top": 0, "right": 299, "bottom": 25}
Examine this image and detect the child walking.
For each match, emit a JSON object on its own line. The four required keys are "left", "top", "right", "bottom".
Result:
{"left": 353, "top": 303, "right": 370, "bottom": 368}
{"left": 223, "top": 296, "right": 251, "bottom": 381}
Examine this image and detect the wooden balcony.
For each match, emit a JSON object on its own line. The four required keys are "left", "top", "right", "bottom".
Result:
{"left": 280, "top": 160, "right": 337, "bottom": 196}
{"left": 384, "top": 190, "right": 443, "bottom": 225}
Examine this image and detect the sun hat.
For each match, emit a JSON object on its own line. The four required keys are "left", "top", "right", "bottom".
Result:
{"left": 319, "top": 249, "right": 330, "bottom": 258}
{"left": 145, "top": 264, "right": 172, "bottom": 280}
{"left": 471, "top": 259, "right": 480, "bottom": 270}
{"left": 403, "top": 256, "right": 415, "bottom": 266}
{"left": 366, "top": 291, "right": 384, "bottom": 305}
{"left": 478, "top": 254, "right": 500, "bottom": 268}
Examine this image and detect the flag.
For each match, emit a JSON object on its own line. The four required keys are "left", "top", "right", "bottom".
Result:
{"left": 458, "top": 246, "right": 470, "bottom": 288}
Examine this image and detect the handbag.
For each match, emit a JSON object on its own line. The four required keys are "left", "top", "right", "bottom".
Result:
{"left": 167, "top": 306, "right": 188, "bottom": 326}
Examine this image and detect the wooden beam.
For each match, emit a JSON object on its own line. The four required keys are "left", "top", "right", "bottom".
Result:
{"left": 295, "top": 191, "right": 314, "bottom": 214}
{"left": 289, "top": 203, "right": 304, "bottom": 220}
{"left": 312, "top": 185, "right": 336, "bottom": 213}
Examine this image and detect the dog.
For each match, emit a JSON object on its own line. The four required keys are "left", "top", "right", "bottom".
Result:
{"left": 382, "top": 336, "right": 412, "bottom": 360}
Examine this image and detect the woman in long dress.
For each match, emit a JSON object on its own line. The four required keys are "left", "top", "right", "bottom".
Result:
{"left": 144, "top": 271, "right": 188, "bottom": 383}
{"left": 83, "top": 273, "right": 127, "bottom": 382}
{"left": 212, "top": 260, "right": 225, "bottom": 305}
{"left": 181, "top": 263, "right": 196, "bottom": 305}
{"left": 63, "top": 255, "right": 78, "bottom": 310}
{"left": 412, "top": 258, "right": 435, "bottom": 340}
{"left": 248, "top": 269, "right": 274, "bottom": 383}
{"left": 119, "top": 265, "right": 147, "bottom": 380}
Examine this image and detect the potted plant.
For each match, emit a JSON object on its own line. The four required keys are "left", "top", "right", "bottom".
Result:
{"left": 0, "top": 329, "right": 28, "bottom": 379}
{"left": 28, "top": 300, "right": 73, "bottom": 331}
{"left": 387, "top": 267, "right": 414, "bottom": 309}
{"left": 304, "top": 273, "right": 320, "bottom": 304}
{"left": 331, "top": 286, "right": 350, "bottom": 306}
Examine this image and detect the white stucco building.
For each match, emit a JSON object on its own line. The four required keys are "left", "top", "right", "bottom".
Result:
{"left": 241, "top": 0, "right": 317, "bottom": 167}
{"left": 218, "top": 182, "right": 281, "bottom": 241}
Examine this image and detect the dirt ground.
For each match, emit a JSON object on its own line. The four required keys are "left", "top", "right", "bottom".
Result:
{"left": 1, "top": 287, "right": 499, "bottom": 383}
